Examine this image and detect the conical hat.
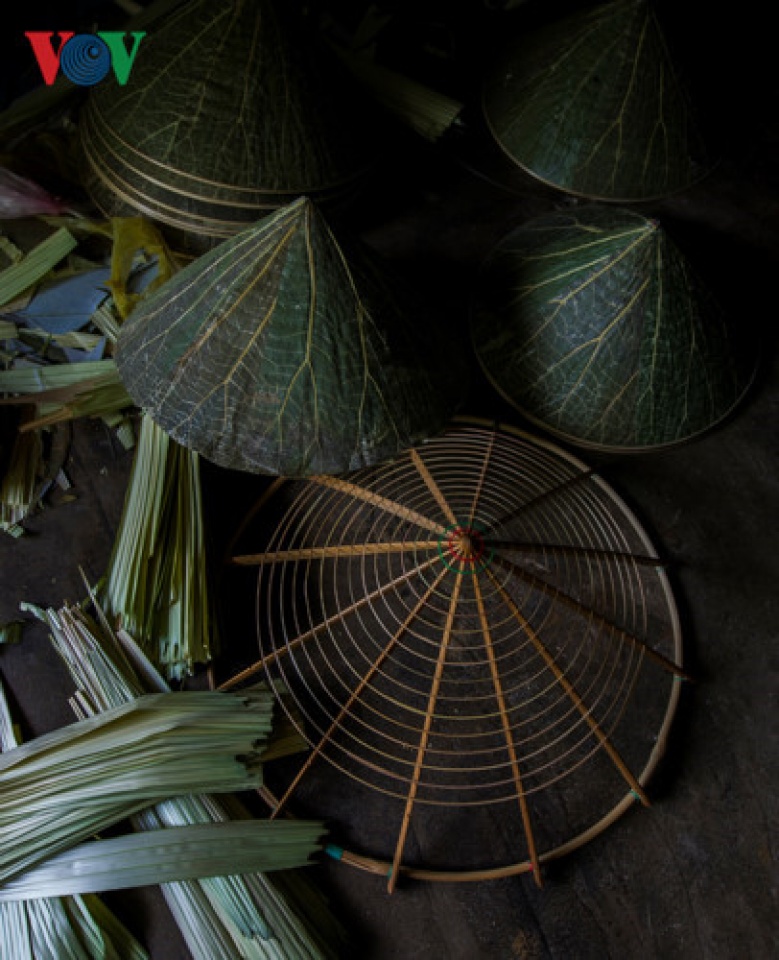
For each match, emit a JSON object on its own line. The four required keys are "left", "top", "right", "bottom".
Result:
{"left": 80, "top": 0, "right": 374, "bottom": 242}
{"left": 483, "top": 0, "right": 705, "bottom": 201}
{"left": 116, "top": 198, "right": 458, "bottom": 475}
{"left": 471, "top": 206, "right": 756, "bottom": 451}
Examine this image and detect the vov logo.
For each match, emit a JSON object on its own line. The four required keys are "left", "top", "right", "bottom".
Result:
{"left": 24, "top": 32, "right": 146, "bottom": 87}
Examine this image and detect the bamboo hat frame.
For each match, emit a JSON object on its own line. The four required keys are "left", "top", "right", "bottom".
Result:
{"left": 221, "top": 420, "right": 684, "bottom": 889}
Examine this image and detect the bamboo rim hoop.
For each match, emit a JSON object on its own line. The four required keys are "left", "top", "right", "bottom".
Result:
{"left": 80, "top": 119, "right": 360, "bottom": 239}
{"left": 474, "top": 358, "right": 759, "bottom": 456}
{"left": 223, "top": 419, "right": 684, "bottom": 888}
{"left": 82, "top": 97, "right": 370, "bottom": 202}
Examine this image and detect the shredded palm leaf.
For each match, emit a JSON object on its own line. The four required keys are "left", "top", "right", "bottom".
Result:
{"left": 0, "top": 235, "right": 24, "bottom": 265}
{"left": 0, "top": 361, "right": 133, "bottom": 434}
{"left": 16, "top": 374, "right": 133, "bottom": 433}
{"left": 0, "top": 893, "right": 150, "bottom": 960}
{"left": 89, "top": 303, "right": 122, "bottom": 344}
{"left": 0, "top": 620, "right": 24, "bottom": 644}
{"left": 0, "top": 680, "right": 150, "bottom": 960}
{"left": 0, "top": 359, "right": 117, "bottom": 394}
{"left": 0, "top": 426, "right": 43, "bottom": 536}
{"left": 103, "top": 414, "right": 215, "bottom": 679}
{"left": 0, "top": 689, "right": 273, "bottom": 885}
{"left": 41, "top": 599, "right": 343, "bottom": 960}
{"left": 17, "top": 329, "right": 105, "bottom": 354}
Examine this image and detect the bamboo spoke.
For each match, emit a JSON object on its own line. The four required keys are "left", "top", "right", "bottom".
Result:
{"left": 492, "top": 554, "right": 689, "bottom": 679}
{"left": 485, "top": 566, "right": 650, "bottom": 806}
{"left": 312, "top": 474, "right": 446, "bottom": 535}
{"left": 409, "top": 448, "right": 458, "bottom": 527}
{"left": 486, "top": 540, "right": 665, "bottom": 568}
{"left": 270, "top": 569, "right": 449, "bottom": 820}
{"left": 219, "top": 555, "right": 442, "bottom": 690}
{"left": 232, "top": 540, "right": 440, "bottom": 566}
{"left": 388, "top": 574, "right": 463, "bottom": 893}
{"left": 482, "top": 469, "right": 596, "bottom": 536}
{"left": 473, "top": 574, "right": 542, "bottom": 886}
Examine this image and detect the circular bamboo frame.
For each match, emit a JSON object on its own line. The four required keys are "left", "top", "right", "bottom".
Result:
{"left": 223, "top": 419, "right": 684, "bottom": 887}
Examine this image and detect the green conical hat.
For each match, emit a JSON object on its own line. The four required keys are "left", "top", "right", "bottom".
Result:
{"left": 483, "top": 0, "right": 705, "bottom": 201}
{"left": 80, "top": 0, "right": 374, "bottom": 241}
{"left": 471, "top": 206, "right": 756, "bottom": 451}
{"left": 116, "top": 198, "right": 457, "bottom": 475}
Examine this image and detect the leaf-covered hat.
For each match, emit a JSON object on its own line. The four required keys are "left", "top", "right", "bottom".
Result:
{"left": 116, "top": 197, "right": 459, "bottom": 475}
{"left": 80, "top": 0, "right": 375, "bottom": 244}
{"left": 483, "top": 0, "right": 705, "bottom": 201}
{"left": 471, "top": 206, "right": 756, "bottom": 451}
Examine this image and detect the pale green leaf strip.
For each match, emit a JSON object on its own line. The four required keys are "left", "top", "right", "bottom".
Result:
{"left": 0, "top": 359, "right": 118, "bottom": 394}
{"left": 45, "top": 602, "right": 340, "bottom": 959}
{"left": 0, "top": 683, "right": 150, "bottom": 960}
{"left": 0, "top": 678, "right": 19, "bottom": 750}
{"left": 17, "top": 330, "right": 105, "bottom": 353}
{"left": 0, "top": 620, "right": 24, "bottom": 646}
{"left": 0, "top": 236, "right": 24, "bottom": 265}
{"left": 102, "top": 414, "right": 214, "bottom": 678}
{"left": 90, "top": 303, "right": 123, "bottom": 344}
{"left": 0, "top": 822, "right": 323, "bottom": 903}
{"left": 0, "top": 901, "right": 33, "bottom": 959}
{"left": 0, "top": 691, "right": 273, "bottom": 884}
{"left": 0, "top": 429, "right": 44, "bottom": 534}
{"left": 26, "top": 896, "right": 96, "bottom": 959}
{"left": 65, "top": 895, "right": 150, "bottom": 960}
{"left": 25, "top": 379, "right": 133, "bottom": 430}
{"left": 0, "top": 229, "right": 78, "bottom": 308}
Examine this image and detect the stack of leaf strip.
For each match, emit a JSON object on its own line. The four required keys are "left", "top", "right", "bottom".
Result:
{"left": 470, "top": 206, "right": 756, "bottom": 450}
{"left": 0, "top": 894, "right": 148, "bottom": 960}
{"left": 102, "top": 414, "right": 213, "bottom": 680}
{"left": 0, "top": 360, "right": 131, "bottom": 434}
{"left": 39, "top": 601, "right": 340, "bottom": 960}
{"left": 0, "top": 428, "right": 43, "bottom": 536}
{"left": 0, "top": 221, "right": 144, "bottom": 442}
{"left": 482, "top": 0, "right": 705, "bottom": 200}
{"left": 0, "top": 679, "right": 150, "bottom": 960}
{"left": 115, "top": 197, "right": 458, "bottom": 475}
{"left": 80, "top": 0, "right": 375, "bottom": 247}
{"left": 0, "top": 689, "right": 272, "bottom": 885}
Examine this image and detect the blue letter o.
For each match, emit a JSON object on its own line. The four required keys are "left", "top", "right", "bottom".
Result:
{"left": 60, "top": 34, "right": 111, "bottom": 86}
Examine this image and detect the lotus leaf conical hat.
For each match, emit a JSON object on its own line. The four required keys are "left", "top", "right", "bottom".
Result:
{"left": 116, "top": 197, "right": 458, "bottom": 475}
{"left": 80, "top": 0, "right": 374, "bottom": 241}
{"left": 471, "top": 206, "right": 755, "bottom": 451}
{"left": 483, "top": 0, "right": 705, "bottom": 201}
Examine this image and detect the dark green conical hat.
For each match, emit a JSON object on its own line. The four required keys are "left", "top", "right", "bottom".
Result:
{"left": 471, "top": 206, "right": 756, "bottom": 451}
{"left": 483, "top": 0, "right": 705, "bottom": 201}
{"left": 80, "top": 0, "right": 374, "bottom": 241}
{"left": 116, "top": 198, "right": 457, "bottom": 475}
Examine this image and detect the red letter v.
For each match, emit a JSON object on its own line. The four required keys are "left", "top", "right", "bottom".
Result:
{"left": 24, "top": 32, "right": 75, "bottom": 86}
